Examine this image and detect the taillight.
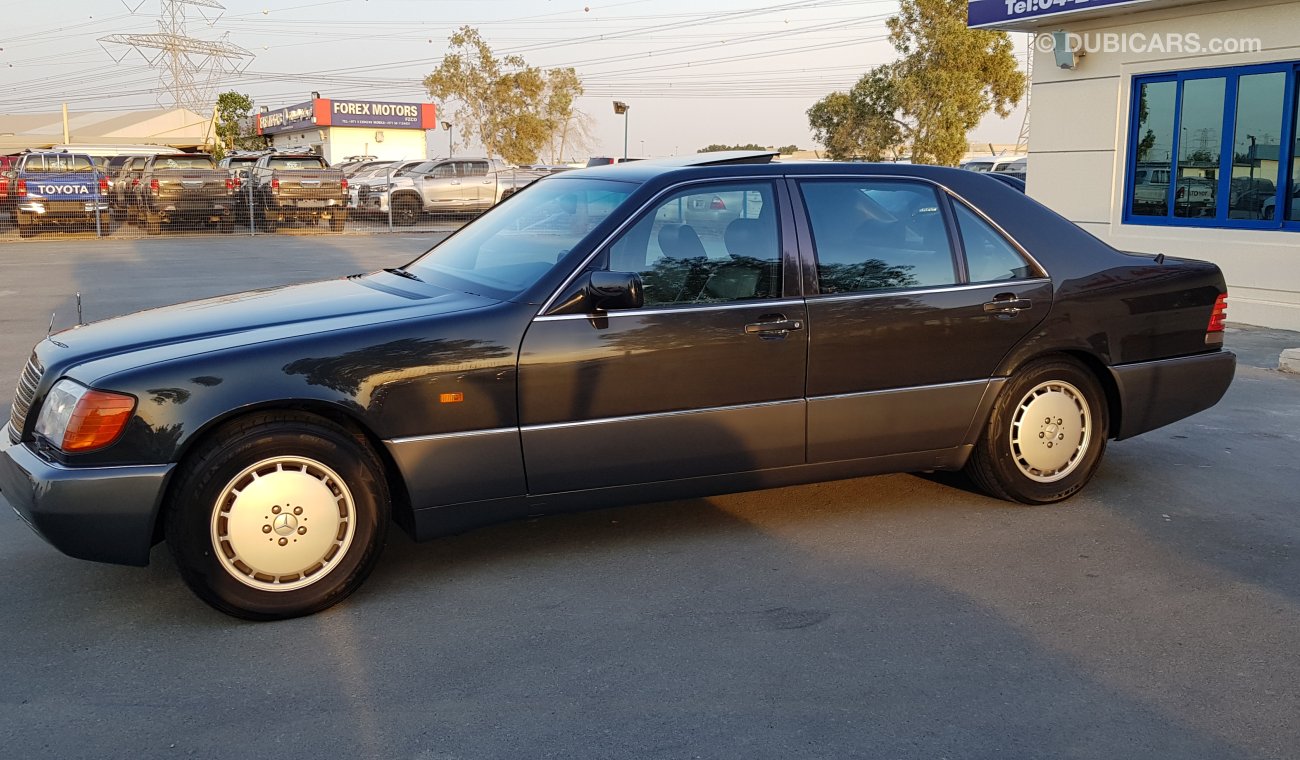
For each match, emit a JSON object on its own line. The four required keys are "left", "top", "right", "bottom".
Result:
{"left": 0, "top": 176, "right": 7, "bottom": 195}
{"left": 225, "top": 177, "right": 237, "bottom": 193}
{"left": 149, "top": 178, "right": 160, "bottom": 194}
{"left": 271, "top": 177, "right": 281, "bottom": 194}
{"left": 709, "top": 195, "right": 727, "bottom": 210}
{"left": 16, "top": 179, "right": 27, "bottom": 197}
{"left": 1208, "top": 293, "right": 1228, "bottom": 334}
{"left": 340, "top": 177, "right": 349, "bottom": 191}
{"left": 131, "top": 177, "right": 139, "bottom": 187}
{"left": 98, "top": 176, "right": 109, "bottom": 194}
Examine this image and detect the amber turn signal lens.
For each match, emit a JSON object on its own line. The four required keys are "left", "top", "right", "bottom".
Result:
{"left": 438, "top": 392, "right": 464, "bottom": 404}
{"left": 62, "top": 390, "right": 136, "bottom": 452}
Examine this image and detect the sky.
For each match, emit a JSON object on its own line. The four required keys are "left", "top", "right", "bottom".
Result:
{"left": 0, "top": 0, "right": 1029, "bottom": 159}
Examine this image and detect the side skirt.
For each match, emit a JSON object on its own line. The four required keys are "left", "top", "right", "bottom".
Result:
{"left": 408, "top": 446, "right": 974, "bottom": 542}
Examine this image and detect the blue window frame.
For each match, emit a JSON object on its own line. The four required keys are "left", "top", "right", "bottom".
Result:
{"left": 1125, "top": 62, "right": 1300, "bottom": 231}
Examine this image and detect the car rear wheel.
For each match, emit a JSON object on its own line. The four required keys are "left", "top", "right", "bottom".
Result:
{"left": 165, "top": 412, "right": 389, "bottom": 620}
{"left": 964, "top": 358, "right": 1109, "bottom": 504}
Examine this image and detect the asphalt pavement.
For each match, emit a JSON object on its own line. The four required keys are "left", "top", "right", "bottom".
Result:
{"left": 1, "top": 235, "right": 1298, "bottom": 760}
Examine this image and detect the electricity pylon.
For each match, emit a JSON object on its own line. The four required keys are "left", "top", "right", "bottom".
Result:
{"left": 1015, "top": 35, "right": 1033, "bottom": 155}
{"left": 100, "top": 0, "right": 254, "bottom": 114}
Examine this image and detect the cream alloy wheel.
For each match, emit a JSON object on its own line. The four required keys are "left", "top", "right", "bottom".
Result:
{"left": 211, "top": 456, "right": 356, "bottom": 592}
{"left": 1009, "top": 380, "right": 1092, "bottom": 483}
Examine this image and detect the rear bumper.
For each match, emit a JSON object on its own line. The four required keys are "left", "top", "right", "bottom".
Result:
{"left": 1109, "top": 350, "right": 1236, "bottom": 440}
{"left": 0, "top": 425, "right": 173, "bottom": 566}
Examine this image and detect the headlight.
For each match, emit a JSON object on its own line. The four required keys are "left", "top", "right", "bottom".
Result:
{"left": 35, "top": 379, "right": 136, "bottom": 452}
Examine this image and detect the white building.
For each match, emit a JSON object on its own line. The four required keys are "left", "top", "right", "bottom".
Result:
{"left": 971, "top": 0, "right": 1300, "bottom": 330}
{"left": 256, "top": 97, "right": 439, "bottom": 165}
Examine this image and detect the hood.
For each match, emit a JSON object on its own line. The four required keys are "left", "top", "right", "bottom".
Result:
{"left": 40, "top": 272, "right": 497, "bottom": 372}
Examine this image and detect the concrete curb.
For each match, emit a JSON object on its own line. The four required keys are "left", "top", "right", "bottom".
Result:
{"left": 1282, "top": 348, "right": 1300, "bottom": 374}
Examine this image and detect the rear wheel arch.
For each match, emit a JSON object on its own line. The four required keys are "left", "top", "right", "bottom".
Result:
{"left": 996, "top": 349, "right": 1122, "bottom": 443}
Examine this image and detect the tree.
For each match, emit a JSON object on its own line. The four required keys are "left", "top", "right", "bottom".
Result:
{"left": 213, "top": 91, "right": 261, "bottom": 158}
{"left": 777, "top": 144, "right": 800, "bottom": 154}
{"left": 542, "top": 67, "right": 589, "bottom": 164}
{"left": 806, "top": 0, "right": 1025, "bottom": 165}
{"left": 424, "top": 26, "right": 552, "bottom": 164}
{"left": 698, "top": 143, "right": 768, "bottom": 152}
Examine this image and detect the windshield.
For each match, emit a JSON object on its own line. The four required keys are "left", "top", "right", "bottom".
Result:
{"left": 358, "top": 163, "right": 400, "bottom": 178}
{"left": 965, "top": 162, "right": 995, "bottom": 172}
{"left": 407, "top": 177, "right": 636, "bottom": 299}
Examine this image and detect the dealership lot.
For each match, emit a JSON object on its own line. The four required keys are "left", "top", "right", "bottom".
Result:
{"left": 2, "top": 236, "right": 1299, "bottom": 759}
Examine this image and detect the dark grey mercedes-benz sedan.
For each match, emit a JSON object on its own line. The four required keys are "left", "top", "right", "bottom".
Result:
{"left": 0, "top": 152, "right": 1235, "bottom": 619}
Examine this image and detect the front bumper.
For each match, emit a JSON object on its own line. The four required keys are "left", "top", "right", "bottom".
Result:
{"left": 1109, "top": 350, "right": 1237, "bottom": 440}
{"left": 0, "top": 424, "right": 174, "bottom": 566}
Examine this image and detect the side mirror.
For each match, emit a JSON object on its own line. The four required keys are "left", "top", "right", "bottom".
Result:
{"left": 549, "top": 270, "right": 644, "bottom": 315}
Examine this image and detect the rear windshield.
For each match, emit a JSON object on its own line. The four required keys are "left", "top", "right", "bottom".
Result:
{"left": 266, "top": 157, "right": 328, "bottom": 170}
{"left": 154, "top": 156, "right": 215, "bottom": 170}
{"left": 23, "top": 154, "right": 96, "bottom": 172}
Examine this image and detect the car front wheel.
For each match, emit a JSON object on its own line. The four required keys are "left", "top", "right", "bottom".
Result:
{"left": 965, "top": 358, "right": 1109, "bottom": 504}
{"left": 165, "top": 412, "right": 389, "bottom": 620}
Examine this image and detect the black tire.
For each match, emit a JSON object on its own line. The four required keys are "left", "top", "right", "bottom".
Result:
{"left": 164, "top": 411, "right": 390, "bottom": 620}
{"left": 329, "top": 215, "right": 345, "bottom": 233}
{"left": 17, "top": 213, "right": 35, "bottom": 238}
{"left": 393, "top": 195, "right": 420, "bottom": 226}
{"left": 964, "top": 358, "right": 1109, "bottom": 505}
{"left": 145, "top": 214, "right": 163, "bottom": 235}
{"left": 260, "top": 208, "right": 278, "bottom": 233}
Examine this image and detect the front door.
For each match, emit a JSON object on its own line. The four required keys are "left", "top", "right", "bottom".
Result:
{"left": 518, "top": 179, "right": 807, "bottom": 494}
{"left": 790, "top": 177, "right": 1052, "bottom": 462}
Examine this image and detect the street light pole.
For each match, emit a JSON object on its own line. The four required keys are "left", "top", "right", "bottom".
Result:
{"left": 441, "top": 120, "right": 454, "bottom": 158}
{"left": 613, "top": 101, "right": 630, "bottom": 161}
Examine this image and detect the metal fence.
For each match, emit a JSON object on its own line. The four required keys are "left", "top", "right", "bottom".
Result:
{"left": 1, "top": 166, "right": 484, "bottom": 242}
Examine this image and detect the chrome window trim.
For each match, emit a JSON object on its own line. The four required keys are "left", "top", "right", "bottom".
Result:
{"left": 805, "top": 277, "right": 1052, "bottom": 305}
{"left": 387, "top": 427, "right": 517, "bottom": 446}
{"left": 533, "top": 297, "right": 802, "bottom": 322}
{"left": 808, "top": 378, "right": 989, "bottom": 402}
{"left": 535, "top": 170, "right": 1054, "bottom": 318}
{"left": 521, "top": 398, "right": 803, "bottom": 433}
{"left": 536, "top": 175, "right": 786, "bottom": 316}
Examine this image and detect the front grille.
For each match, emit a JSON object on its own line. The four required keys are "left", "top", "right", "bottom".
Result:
{"left": 8, "top": 354, "right": 42, "bottom": 444}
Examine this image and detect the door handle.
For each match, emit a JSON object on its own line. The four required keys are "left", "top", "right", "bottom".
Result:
{"left": 744, "top": 317, "right": 803, "bottom": 336}
{"left": 983, "top": 295, "right": 1032, "bottom": 315}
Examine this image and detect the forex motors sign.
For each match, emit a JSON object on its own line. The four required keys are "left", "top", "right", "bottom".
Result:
{"left": 257, "top": 98, "right": 437, "bottom": 135}
{"left": 968, "top": 0, "right": 1154, "bottom": 28}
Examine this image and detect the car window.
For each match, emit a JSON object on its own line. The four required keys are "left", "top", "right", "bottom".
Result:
{"left": 951, "top": 201, "right": 1039, "bottom": 283}
{"left": 431, "top": 164, "right": 457, "bottom": 179}
{"left": 460, "top": 161, "right": 490, "bottom": 177}
{"left": 408, "top": 178, "right": 634, "bottom": 299}
{"left": 604, "top": 182, "right": 781, "bottom": 307}
{"left": 799, "top": 180, "right": 957, "bottom": 295}
{"left": 25, "top": 154, "right": 96, "bottom": 172}
{"left": 156, "top": 156, "right": 215, "bottom": 170}
{"left": 266, "top": 157, "right": 327, "bottom": 170}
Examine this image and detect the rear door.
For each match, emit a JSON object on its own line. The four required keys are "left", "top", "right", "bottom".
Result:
{"left": 790, "top": 177, "right": 1052, "bottom": 463}
{"left": 458, "top": 160, "right": 492, "bottom": 208}
{"left": 518, "top": 178, "right": 807, "bottom": 493}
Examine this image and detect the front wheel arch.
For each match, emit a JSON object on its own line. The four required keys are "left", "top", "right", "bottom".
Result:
{"left": 154, "top": 402, "right": 413, "bottom": 546}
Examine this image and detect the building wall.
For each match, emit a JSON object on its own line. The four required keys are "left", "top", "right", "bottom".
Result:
{"left": 320, "top": 127, "right": 428, "bottom": 165}
{"left": 268, "top": 127, "right": 428, "bottom": 165}
{"left": 1026, "top": 0, "right": 1300, "bottom": 330}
